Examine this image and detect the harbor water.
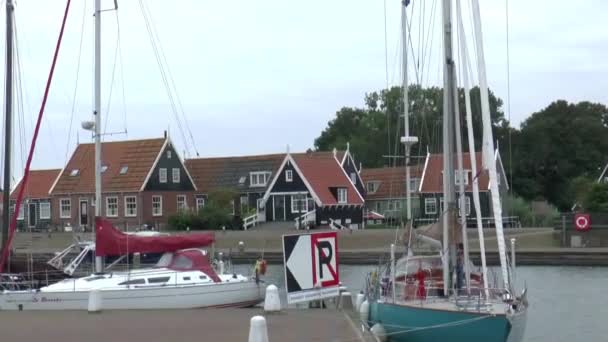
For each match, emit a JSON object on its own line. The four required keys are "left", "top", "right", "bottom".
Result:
{"left": 232, "top": 264, "right": 608, "bottom": 342}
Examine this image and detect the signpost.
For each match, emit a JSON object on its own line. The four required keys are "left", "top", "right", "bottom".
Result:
{"left": 282, "top": 231, "right": 339, "bottom": 304}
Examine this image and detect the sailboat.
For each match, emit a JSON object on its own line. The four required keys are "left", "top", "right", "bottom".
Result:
{"left": 365, "top": 1, "right": 528, "bottom": 341}
{"left": 0, "top": 0, "right": 265, "bottom": 310}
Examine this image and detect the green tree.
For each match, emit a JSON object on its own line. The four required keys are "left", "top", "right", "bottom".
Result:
{"left": 583, "top": 183, "right": 608, "bottom": 212}
{"left": 168, "top": 189, "right": 238, "bottom": 230}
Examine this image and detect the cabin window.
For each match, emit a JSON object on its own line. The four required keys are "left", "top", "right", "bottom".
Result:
{"left": 152, "top": 196, "right": 162, "bottom": 216}
{"left": 196, "top": 197, "right": 205, "bottom": 211}
{"left": 424, "top": 198, "right": 437, "bottom": 215}
{"left": 337, "top": 188, "right": 347, "bottom": 204}
{"left": 40, "top": 202, "right": 51, "bottom": 219}
{"left": 106, "top": 197, "right": 118, "bottom": 217}
{"left": 177, "top": 195, "right": 187, "bottom": 212}
{"left": 101, "top": 165, "right": 108, "bottom": 173}
{"left": 183, "top": 276, "right": 191, "bottom": 281}
{"left": 60, "top": 198, "right": 71, "bottom": 218}
{"left": 199, "top": 275, "right": 208, "bottom": 280}
{"left": 366, "top": 181, "right": 379, "bottom": 194}
{"left": 148, "top": 276, "right": 171, "bottom": 284}
{"left": 291, "top": 194, "right": 307, "bottom": 213}
{"left": 120, "top": 166, "right": 128, "bottom": 174}
{"left": 250, "top": 171, "right": 271, "bottom": 187}
{"left": 124, "top": 196, "right": 137, "bottom": 217}
{"left": 167, "top": 150, "right": 172, "bottom": 159}
{"left": 159, "top": 168, "right": 167, "bottom": 183}
{"left": 172, "top": 168, "right": 180, "bottom": 183}
{"left": 285, "top": 170, "right": 293, "bottom": 182}
{"left": 172, "top": 255, "right": 193, "bottom": 269}
{"left": 118, "top": 279, "right": 145, "bottom": 285}
{"left": 69, "top": 169, "right": 79, "bottom": 176}
{"left": 350, "top": 173, "right": 357, "bottom": 185}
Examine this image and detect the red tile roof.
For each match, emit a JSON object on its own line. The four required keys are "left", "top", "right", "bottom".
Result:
{"left": 51, "top": 138, "right": 166, "bottom": 194}
{"left": 292, "top": 152, "right": 364, "bottom": 205}
{"left": 419, "top": 152, "right": 489, "bottom": 193}
{"left": 361, "top": 166, "right": 424, "bottom": 200}
{"left": 11, "top": 169, "right": 61, "bottom": 199}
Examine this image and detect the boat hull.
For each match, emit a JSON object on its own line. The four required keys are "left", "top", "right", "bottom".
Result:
{"left": 0, "top": 280, "right": 264, "bottom": 310}
{"left": 369, "top": 301, "right": 526, "bottom": 342}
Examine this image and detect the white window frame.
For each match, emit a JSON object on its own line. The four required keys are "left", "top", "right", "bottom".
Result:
{"left": 39, "top": 202, "right": 51, "bottom": 219}
{"left": 367, "top": 181, "right": 379, "bottom": 194}
{"left": 196, "top": 197, "right": 205, "bottom": 211}
{"left": 424, "top": 198, "right": 437, "bottom": 215}
{"left": 172, "top": 168, "right": 180, "bottom": 183}
{"left": 350, "top": 173, "right": 357, "bottom": 185}
{"left": 257, "top": 198, "right": 264, "bottom": 210}
{"left": 250, "top": 171, "right": 271, "bottom": 187}
{"left": 60, "top": 198, "right": 71, "bottom": 218}
{"left": 167, "top": 150, "right": 172, "bottom": 159}
{"left": 120, "top": 166, "right": 128, "bottom": 174}
{"left": 124, "top": 196, "right": 137, "bottom": 217}
{"left": 285, "top": 170, "right": 293, "bottom": 182}
{"left": 106, "top": 197, "right": 118, "bottom": 217}
{"left": 177, "top": 195, "right": 187, "bottom": 212}
{"left": 409, "top": 178, "right": 419, "bottom": 193}
{"left": 291, "top": 194, "right": 307, "bottom": 213}
{"left": 159, "top": 168, "right": 167, "bottom": 183}
{"left": 337, "top": 188, "right": 347, "bottom": 204}
{"left": 152, "top": 195, "right": 163, "bottom": 217}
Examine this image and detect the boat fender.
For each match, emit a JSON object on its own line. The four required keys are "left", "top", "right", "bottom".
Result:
{"left": 370, "top": 323, "right": 387, "bottom": 342}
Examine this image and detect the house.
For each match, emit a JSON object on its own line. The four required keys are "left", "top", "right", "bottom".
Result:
{"left": 417, "top": 150, "right": 509, "bottom": 226}
{"left": 260, "top": 150, "right": 365, "bottom": 229}
{"left": 361, "top": 165, "right": 423, "bottom": 222}
{"left": 184, "top": 153, "right": 284, "bottom": 219}
{"left": 49, "top": 135, "right": 196, "bottom": 231}
{"left": 10, "top": 169, "right": 61, "bottom": 231}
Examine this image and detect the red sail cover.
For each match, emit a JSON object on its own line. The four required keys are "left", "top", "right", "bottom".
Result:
{"left": 95, "top": 218, "right": 215, "bottom": 257}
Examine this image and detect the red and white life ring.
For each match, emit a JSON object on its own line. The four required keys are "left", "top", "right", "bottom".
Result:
{"left": 574, "top": 213, "right": 591, "bottom": 232}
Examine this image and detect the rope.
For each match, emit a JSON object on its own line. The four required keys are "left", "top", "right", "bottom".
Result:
{"left": 0, "top": 0, "right": 73, "bottom": 273}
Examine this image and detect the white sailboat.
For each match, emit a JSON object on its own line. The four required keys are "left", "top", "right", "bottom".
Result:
{"left": 366, "top": 1, "right": 528, "bottom": 341}
{"left": 0, "top": 0, "right": 265, "bottom": 310}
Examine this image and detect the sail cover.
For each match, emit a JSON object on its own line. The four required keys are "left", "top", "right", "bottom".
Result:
{"left": 95, "top": 218, "right": 215, "bottom": 257}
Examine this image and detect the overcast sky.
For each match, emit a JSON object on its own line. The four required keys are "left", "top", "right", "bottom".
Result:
{"left": 1, "top": 0, "right": 607, "bottom": 184}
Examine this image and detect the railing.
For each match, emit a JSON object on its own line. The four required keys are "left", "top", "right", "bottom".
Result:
{"left": 413, "top": 216, "right": 521, "bottom": 228}
{"left": 243, "top": 213, "right": 258, "bottom": 230}
{"left": 329, "top": 218, "right": 348, "bottom": 231}
{"left": 294, "top": 209, "right": 316, "bottom": 230}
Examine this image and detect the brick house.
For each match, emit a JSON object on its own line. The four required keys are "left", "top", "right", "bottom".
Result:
{"left": 10, "top": 169, "right": 61, "bottom": 230}
{"left": 49, "top": 136, "right": 197, "bottom": 231}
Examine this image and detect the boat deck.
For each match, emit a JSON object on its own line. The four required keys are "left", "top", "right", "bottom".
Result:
{"left": 0, "top": 307, "right": 371, "bottom": 342}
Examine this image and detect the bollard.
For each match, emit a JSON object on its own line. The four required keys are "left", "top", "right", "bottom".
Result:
{"left": 339, "top": 291, "right": 353, "bottom": 310}
{"left": 264, "top": 284, "right": 281, "bottom": 312}
{"left": 359, "top": 300, "right": 370, "bottom": 323}
{"left": 355, "top": 292, "right": 365, "bottom": 311}
{"left": 370, "top": 323, "right": 387, "bottom": 342}
{"left": 248, "top": 315, "right": 269, "bottom": 342}
{"left": 88, "top": 289, "right": 102, "bottom": 313}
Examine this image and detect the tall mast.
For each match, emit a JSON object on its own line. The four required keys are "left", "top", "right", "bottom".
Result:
{"left": 441, "top": 0, "right": 457, "bottom": 295}
{"left": 1, "top": 0, "right": 14, "bottom": 255}
{"left": 94, "top": 0, "right": 103, "bottom": 273}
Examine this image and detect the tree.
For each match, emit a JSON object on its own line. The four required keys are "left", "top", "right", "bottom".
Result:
{"left": 168, "top": 189, "right": 239, "bottom": 230}
{"left": 584, "top": 183, "right": 608, "bottom": 212}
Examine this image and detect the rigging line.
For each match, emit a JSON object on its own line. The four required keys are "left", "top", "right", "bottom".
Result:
{"left": 505, "top": 0, "right": 513, "bottom": 206}
{"left": 404, "top": 3, "right": 421, "bottom": 84}
{"left": 137, "top": 0, "right": 189, "bottom": 156}
{"left": 116, "top": 11, "right": 128, "bottom": 136}
{"left": 383, "top": 0, "right": 391, "bottom": 167}
{"left": 141, "top": 1, "right": 198, "bottom": 156}
{"left": 102, "top": 14, "right": 121, "bottom": 137}
{"left": 65, "top": 0, "right": 86, "bottom": 164}
{"left": 422, "top": 0, "right": 438, "bottom": 87}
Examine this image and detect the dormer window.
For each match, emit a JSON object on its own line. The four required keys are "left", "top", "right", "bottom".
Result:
{"left": 101, "top": 165, "right": 108, "bottom": 173}
{"left": 337, "top": 188, "right": 347, "bottom": 204}
{"left": 167, "top": 150, "right": 172, "bottom": 159}
{"left": 120, "top": 166, "right": 128, "bottom": 174}
{"left": 350, "top": 172, "right": 357, "bottom": 184}
{"left": 250, "top": 171, "right": 271, "bottom": 187}
{"left": 285, "top": 170, "right": 293, "bottom": 182}
{"left": 69, "top": 169, "right": 79, "bottom": 176}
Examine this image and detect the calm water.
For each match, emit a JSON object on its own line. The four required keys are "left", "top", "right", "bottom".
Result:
{"left": 233, "top": 264, "right": 608, "bottom": 342}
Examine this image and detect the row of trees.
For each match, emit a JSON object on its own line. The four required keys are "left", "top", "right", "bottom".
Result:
{"left": 315, "top": 85, "right": 608, "bottom": 212}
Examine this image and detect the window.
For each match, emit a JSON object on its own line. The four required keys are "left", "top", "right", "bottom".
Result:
{"left": 250, "top": 171, "right": 271, "bottom": 187}
{"left": 167, "top": 150, "right": 172, "bottom": 159}
{"left": 409, "top": 178, "right": 420, "bottom": 193}
{"left": 148, "top": 276, "right": 171, "bottom": 284}
{"left": 367, "top": 181, "right": 379, "bottom": 194}
{"left": 159, "top": 168, "right": 167, "bottom": 183}
{"left": 424, "top": 198, "right": 437, "bottom": 215}
{"left": 119, "top": 279, "right": 145, "bottom": 286}
{"left": 291, "top": 194, "right": 307, "bottom": 213}
{"left": 257, "top": 198, "right": 264, "bottom": 210}
{"left": 172, "top": 168, "right": 180, "bottom": 183}
{"left": 199, "top": 275, "right": 208, "bottom": 280}
{"left": 152, "top": 196, "right": 162, "bottom": 216}
{"left": 439, "top": 197, "right": 445, "bottom": 213}
{"left": 240, "top": 195, "right": 248, "bottom": 213}
{"left": 196, "top": 197, "right": 205, "bottom": 211}
{"left": 177, "top": 195, "right": 187, "bottom": 212}
{"left": 173, "top": 255, "right": 193, "bottom": 269}
{"left": 101, "top": 165, "right": 108, "bottom": 173}
{"left": 69, "top": 169, "right": 79, "bottom": 176}
{"left": 60, "top": 198, "right": 71, "bottom": 218}
{"left": 350, "top": 172, "right": 357, "bottom": 185}
{"left": 307, "top": 198, "right": 315, "bottom": 211}
{"left": 337, "top": 188, "right": 347, "bottom": 204}
{"left": 106, "top": 197, "right": 118, "bottom": 217}
{"left": 285, "top": 170, "right": 293, "bottom": 182}
{"left": 124, "top": 196, "right": 137, "bottom": 217}
{"left": 40, "top": 202, "right": 51, "bottom": 219}
{"left": 120, "top": 166, "right": 128, "bottom": 174}
{"left": 455, "top": 170, "right": 469, "bottom": 186}
{"left": 183, "top": 276, "right": 191, "bottom": 281}
{"left": 239, "top": 176, "right": 246, "bottom": 184}
{"left": 17, "top": 205, "right": 24, "bottom": 220}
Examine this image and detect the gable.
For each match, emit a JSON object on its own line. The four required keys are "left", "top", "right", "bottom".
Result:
{"left": 267, "top": 158, "right": 308, "bottom": 193}
{"left": 144, "top": 141, "right": 195, "bottom": 191}
{"left": 341, "top": 152, "right": 366, "bottom": 197}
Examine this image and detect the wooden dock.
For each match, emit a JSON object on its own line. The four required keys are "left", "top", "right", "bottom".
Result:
{"left": 0, "top": 307, "right": 374, "bottom": 342}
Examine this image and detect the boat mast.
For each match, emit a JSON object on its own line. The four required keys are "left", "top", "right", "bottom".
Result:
{"left": 1, "top": 0, "right": 14, "bottom": 256}
{"left": 94, "top": 0, "right": 103, "bottom": 274}
{"left": 441, "top": 0, "right": 457, "bottom": 296}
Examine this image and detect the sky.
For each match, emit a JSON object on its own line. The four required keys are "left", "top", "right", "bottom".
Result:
{"left": 0, "top": 0, "right": 607, "bottom": 185}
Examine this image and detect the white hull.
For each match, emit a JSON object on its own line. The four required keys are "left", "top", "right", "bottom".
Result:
{"left": 0, "top": 280, "right": 264, "bottom": 310}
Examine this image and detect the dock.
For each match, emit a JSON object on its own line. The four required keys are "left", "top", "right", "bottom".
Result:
{"left": 0, "top": 307, "right": 374, "bottom": 342}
